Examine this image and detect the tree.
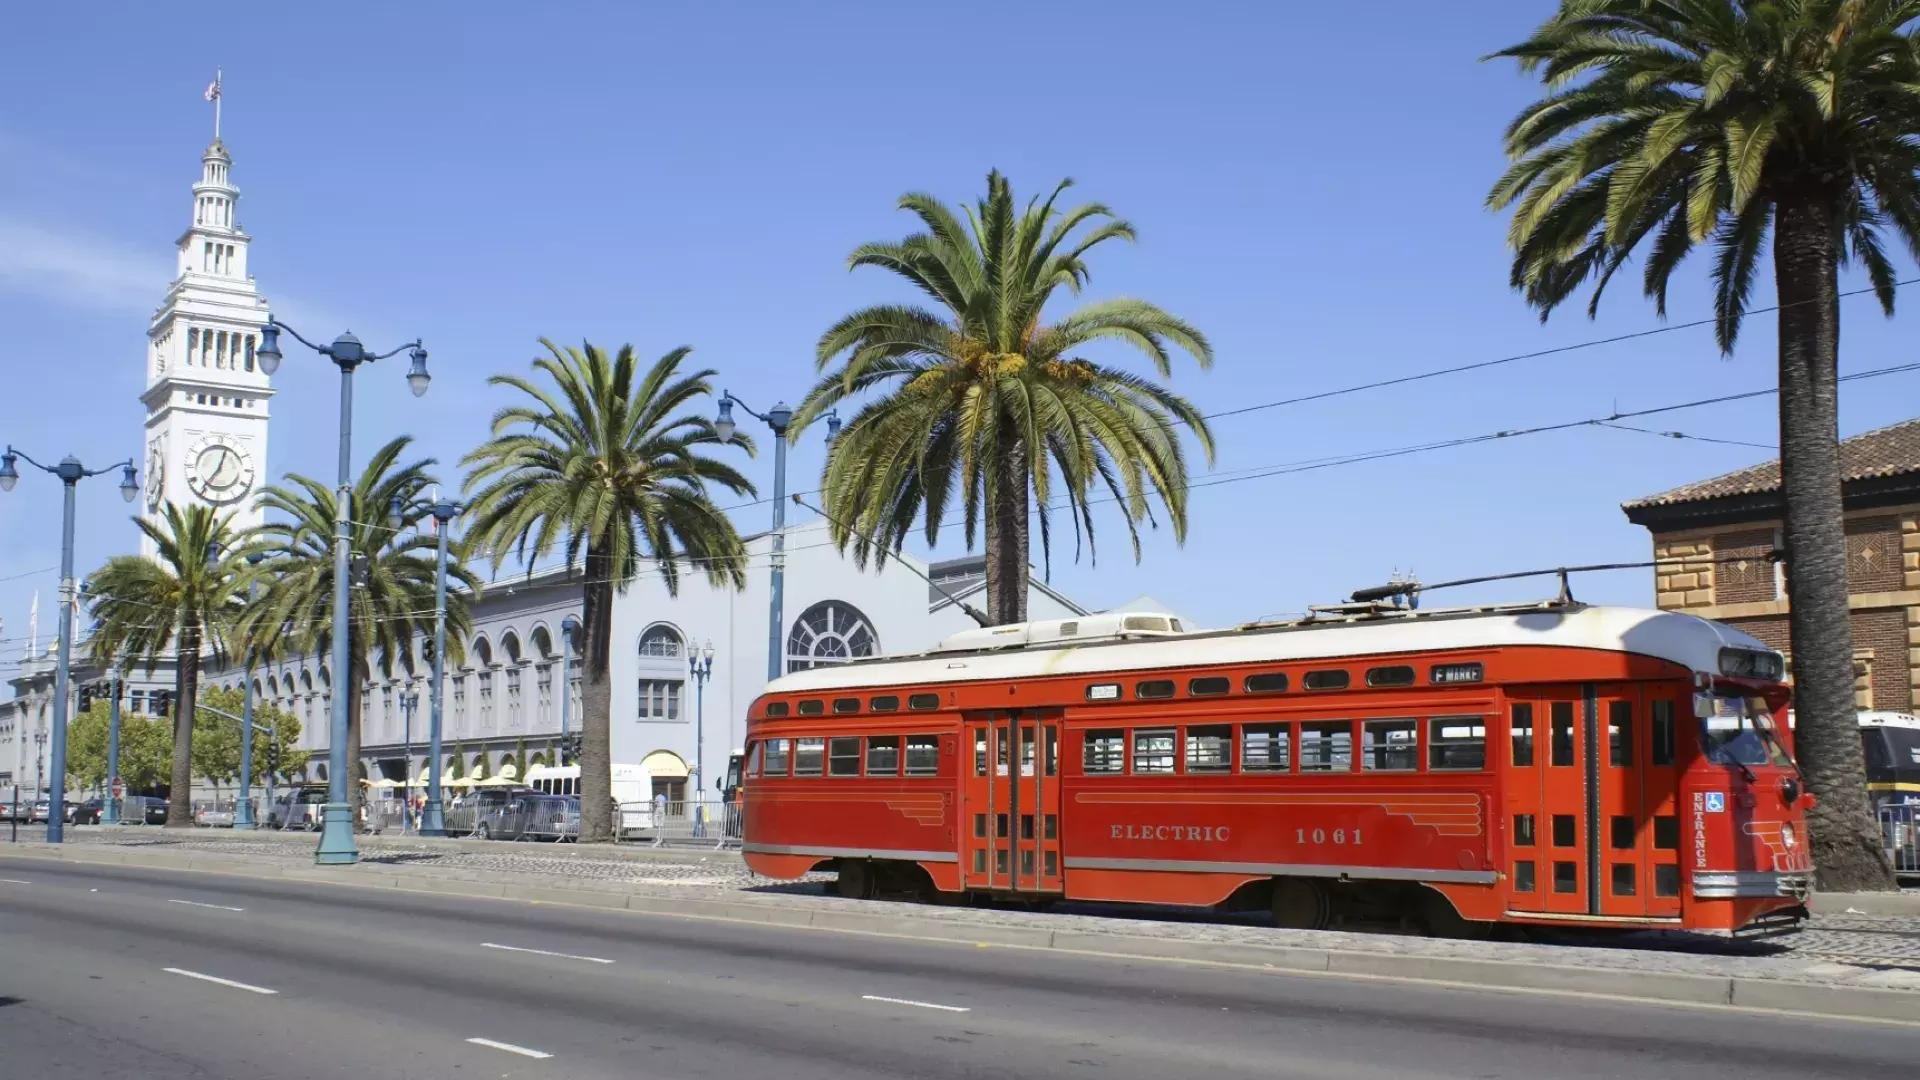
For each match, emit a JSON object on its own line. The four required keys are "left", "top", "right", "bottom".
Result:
{"left": 194, "top": 687, "right": 308, "bottom": 792}
{"left": 243, "top": 435, "right": 477, "bottom": 826}
{"left": 462, "top": 340, "right": 756, "bottom": 842}
{"left": 1487, "top": 1, "right": 1917, "bottom": 890}
{"left": 795, "top": 171, "right": 1215, "bottom": 625}
{"left": 64, "top": 703, "right": 172, "bottom": 793}
{"left": 85, "top": 504, "right": 252, "bottom": 826}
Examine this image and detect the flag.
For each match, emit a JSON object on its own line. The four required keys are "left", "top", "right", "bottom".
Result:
{"left": 204, "top": 77, "right": 221, "bottom": 102}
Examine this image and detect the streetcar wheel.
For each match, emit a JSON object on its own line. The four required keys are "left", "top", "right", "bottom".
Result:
{"left": 1422, "top": 890, "right": 1492, "bottom": 940}
{"left": 1271, "top": 878, "right": 1330, "bottom": 930}
{"left": 835, "top": 861, "right": 874, "bottom": 900}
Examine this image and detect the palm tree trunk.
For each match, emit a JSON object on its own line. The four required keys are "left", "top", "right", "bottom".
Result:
{"left": 167, "top": 624, "right": 200, "bottom": 827}
{"left": 1772, "top": 193, "right": 1895, "bottom": 891}
{"left": 578, "top": 547, "right": 616, "bottom": 843}
{"left": 982, "top": 421, "right": 1031, "bottom": 625}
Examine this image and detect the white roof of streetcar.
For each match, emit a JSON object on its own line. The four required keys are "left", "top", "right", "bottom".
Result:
{"left": 763, "top": 602, "right": 1776, "bottom": 696}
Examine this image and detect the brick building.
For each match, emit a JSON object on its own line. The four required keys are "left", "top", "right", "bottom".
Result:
{"left": 1622, "top": 417, "right": 1920, "bottom": 712}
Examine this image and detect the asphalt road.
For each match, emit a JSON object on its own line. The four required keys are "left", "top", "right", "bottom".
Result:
{"left": 0, "top": 855, "right": 1915, "bottom": 1080}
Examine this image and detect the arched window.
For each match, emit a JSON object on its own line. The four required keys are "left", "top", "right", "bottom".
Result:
{"left": 638, "top": 623, "right": 683, "bottom": 659}
{"left": 786, "top": 600, "right": 878, "bottom": 673}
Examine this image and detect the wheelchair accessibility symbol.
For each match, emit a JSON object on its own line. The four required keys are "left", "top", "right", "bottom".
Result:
{"left": 1703, "top": 792, "right": 1726, "bottom": 813}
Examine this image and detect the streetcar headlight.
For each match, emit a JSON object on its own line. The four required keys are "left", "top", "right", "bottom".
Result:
{"left": 1780, "top": 824, "right": 1797, "bottom": 849}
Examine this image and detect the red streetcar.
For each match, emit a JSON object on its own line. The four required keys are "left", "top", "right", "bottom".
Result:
{"left": 741, "top": 598, "right": 1812, "bottom": 936}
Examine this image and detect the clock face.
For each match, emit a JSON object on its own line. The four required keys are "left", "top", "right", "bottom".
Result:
{"left": 144, "top": 441, "right": 166, "bottom": 511}
{"left": 185, "top": 436, "right": 255, "bottom": 505}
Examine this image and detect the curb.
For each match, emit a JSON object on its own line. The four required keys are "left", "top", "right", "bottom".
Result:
{"left": 5, "top": 843, "right": 1916, "bottom": 1025}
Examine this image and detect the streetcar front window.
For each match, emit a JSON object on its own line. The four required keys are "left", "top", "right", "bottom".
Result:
{"left": 1699, "top": 694, "right": 1791, "bottom": 768}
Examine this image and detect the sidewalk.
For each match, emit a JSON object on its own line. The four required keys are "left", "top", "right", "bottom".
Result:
{"left": 7, "top": 827, "right": 1919, "bottom": 1024}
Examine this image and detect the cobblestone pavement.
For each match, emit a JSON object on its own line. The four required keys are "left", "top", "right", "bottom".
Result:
{"left": 18, "top": 825, "right": 1920, "bottom": 989}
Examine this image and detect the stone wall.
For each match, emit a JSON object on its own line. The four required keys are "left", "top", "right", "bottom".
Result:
{"left": 1653, "top": 537, "right": 1716, "bottom": 609}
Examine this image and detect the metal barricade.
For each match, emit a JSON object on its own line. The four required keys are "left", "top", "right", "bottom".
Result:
{"left": 1881, "top": 804, "right": 1918, "bottom": 877}
{"left": 634, "top": 794, "right": 739, "bottom": 851}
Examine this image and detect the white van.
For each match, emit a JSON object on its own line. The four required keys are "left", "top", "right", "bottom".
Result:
{"left": 524, "top": 763, "right": 654, "bottom": 836}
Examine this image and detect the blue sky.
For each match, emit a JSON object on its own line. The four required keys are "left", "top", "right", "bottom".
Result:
{"left": 4, "top": 2, "right": 1918, "bottom": 683}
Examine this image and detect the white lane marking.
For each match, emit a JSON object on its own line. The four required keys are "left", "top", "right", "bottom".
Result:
{"left": 861, "top": 994, "right": 971, "bottom": 1013}
{"left": 481, "top": 942, "right": 613, "bottom": 964}
{"left": 467, "top": 1037, "right": 553, "bottom": 1059}
{"left": 0, "top": 878, "right": 30, "bottom": 885}
{"left": 163, "top": 968, "right": 278, "bottom": 995}
{"left": 166, "top": 899, "right": 245, "bottom": 912}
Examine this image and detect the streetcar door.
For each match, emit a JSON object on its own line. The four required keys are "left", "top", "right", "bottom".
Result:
{"left": 1596, "top": 683, "right": 1684, "bottom": 920}
{"left": 1504, "top": 689, "right": 1593, "bottom": 916}
{"left": 960, "top": 710, "right": 1062, "bottom": 894}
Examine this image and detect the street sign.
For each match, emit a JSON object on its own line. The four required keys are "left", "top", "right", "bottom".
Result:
{"left": 109, "top": 776, "right": 124, "bottom": 799}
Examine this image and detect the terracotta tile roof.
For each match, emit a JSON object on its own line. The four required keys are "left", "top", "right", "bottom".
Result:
{"left": 1623, "top": 416, "right": 1920, "bottom": 509}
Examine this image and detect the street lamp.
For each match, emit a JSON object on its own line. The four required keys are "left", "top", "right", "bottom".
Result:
{"left": 398, "top": 688, "right": 419, "bottom": 833}
{"left": 417, "top": 493, "right": 465, "bottom": 837}
{"left": 688, "top": 640, "right": 713, "bottom": 798}
{"left": 559, "top": 615, "right": 580, "bottom": 765}
{"left": 257, "top": 319, "right": 431, "bottom": 866}
{"left": 2, "top": 445, "right": 137, "bottom": 842}
{"left": 712, "top": 393, "right": 838, "bottom": 682}
{"left": 104, "top": 653, "right": 124, "bottom": 825}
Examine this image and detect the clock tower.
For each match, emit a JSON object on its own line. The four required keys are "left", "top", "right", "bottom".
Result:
{"left": 140, "top": 134, "right": 273, "bottom": 556}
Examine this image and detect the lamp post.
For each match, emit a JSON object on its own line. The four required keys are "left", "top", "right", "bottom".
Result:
{"left": 558, "top": 615, "right": 580, "bottom": 764}
{"left": 713, "top": 395, "right": 838, "bottom": 682}
{"left": 33, "top": 730, "right": 47, "bottom": 800}
{"left": 416, "top": 493, "right": 464, "bottom": 837}
{"left": 688, "top": 640, "right": 713, "bottom": 798}
{"left": 104, "top": 654, "right": 123, "bottom": 825}
{"left": 256, "top": 319, "right": 431, "bottom": 866}
{"left": 234, "top": 552, "right": 266, "bottom": 830}
{"left": 398, "top": 688, "right": 418, "bottom": 832}
{"left": 1, "top": 446, "right": 138, "bottom": 842}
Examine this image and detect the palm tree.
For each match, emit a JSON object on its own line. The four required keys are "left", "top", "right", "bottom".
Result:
{"left": 795, "top": 171, "right": 1214, "bottom": 625}
{"left": 461, "top": 340, "right": 756, "bottom": 842}
{"left": 85, "top": 503, "right": 251, "bottom": 827}
{"left": 242, "top": 435, "right": 477, "bottom": 825}
{"left": 1488, "top": 1, "right": 1917, "bottom": 890}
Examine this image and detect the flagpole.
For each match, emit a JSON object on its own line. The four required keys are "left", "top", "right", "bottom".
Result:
{"left": 213, "top": 68, "right": 222, "bottom": 139}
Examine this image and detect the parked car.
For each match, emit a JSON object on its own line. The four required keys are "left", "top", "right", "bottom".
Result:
{"left": 67, "top": 798, "right": 106, "bottom": 825}
{"left": 122, "top": 796, "right": 168, "bottom": 825}
{"left": 479, "top": 793, "right": 579, "bottom": 842}
{"left": 27, "top": 799, "right": 51, "bottom": 824}
{"left": 443, "top": 787, "right": 528, "bottom": 836}
{"left": 194, "top": 804, "right": 236, "bottom": 828}
{"left": 268, "top": 788, "right": 328, "bottom": 830}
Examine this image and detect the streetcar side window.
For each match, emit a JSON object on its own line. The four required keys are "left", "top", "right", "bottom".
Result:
{"left": 904, "top": 735, "right": 940, "bottom": 776}
{"left": 832, "top": 698, "right": 861, "bottom": 715}
{"left": 1136, "top": 679, "right": 1176, "bottom": 700}
{"left": 1241, "top": 724, "right": 1291, "bottom": 771}
{"left": 1550, "top": 702, "right": 1575, "bottom": 766}
{"left": 828, "top": 737, "right": 861, "bottom": 776}
{"left": 1361, "top": 718, "right": 1418, "bottom": 771}
{"left": 1510, "top": 703, "right": 1535, "bottom": 767}
{"left": 866, "top": 735, "right": 900, "bottom": 776}
{"left": 1650, "top": 700, "right": 1676, "bottom": 766}
{"left": 1429, "top": 716, "right": 1486, "bottom": 770}
{"left": 1084, "top": 730, "right": 1125, "bottom": 774}
{"left": 764, "top": 738, "right": 791, "bottom": 776}
{"left": 765, "top": 702, "right": 789, "bottom": 718}
{"left": 745, "top": 741, "right": 763, "bottom": 778}
{"left": 1189, "top": 676, "right": 1230, "bottom": 697}
{"left": 1299, "top": 721, "right": 1353, "bottom": 772}
{"left": 869, "top": 695, "right": 900, "bottom": 712}
{"left": 1186, "top": 725, "right": 1232, "bottom": 772}
{"left": 908, "top": 693, "right": 940, "bottom": 711}
{"left": 1608, "top": 701, "right": 1633, "bottom": 767}
{"left": 794, "top": 737, "right": 825, "bottom": 776}
{"left": 1132, "top": 729, "right": 1177, "bottom": 774}
{"left": 1303, "top": 669, "right": 1350, "bottom": 691}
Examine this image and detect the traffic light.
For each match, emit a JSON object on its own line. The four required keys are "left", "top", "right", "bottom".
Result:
{"left": 349, "top": 553, "right": 371, "bottom": 587}
{"left": 150, "top": 690, "right": 172, "bottom": 718}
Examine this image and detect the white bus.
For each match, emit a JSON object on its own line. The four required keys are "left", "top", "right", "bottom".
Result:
{"left": 524, "top": 763, "right": 655, "bottom": 836}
